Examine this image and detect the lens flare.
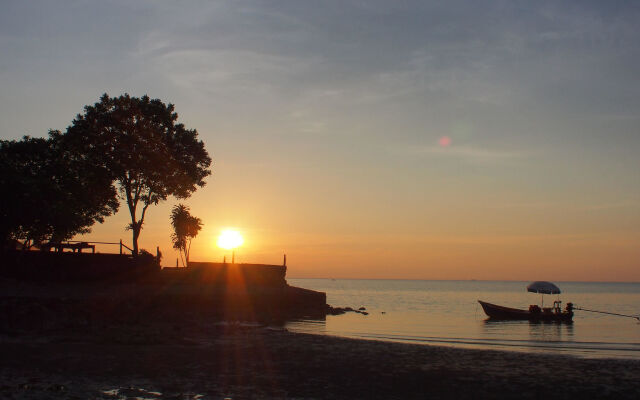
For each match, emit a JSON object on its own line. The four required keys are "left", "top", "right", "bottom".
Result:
{"left": 439, "top": 136, "right": 452, "bottom": 147}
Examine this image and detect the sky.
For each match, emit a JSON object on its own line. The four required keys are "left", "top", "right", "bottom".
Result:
{"left": 1, "top": 1, "right": 639, "bottom": 281}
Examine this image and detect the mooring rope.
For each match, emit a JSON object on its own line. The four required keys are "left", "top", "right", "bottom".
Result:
{"left": 575, "top": 306, "right": 640, "bottom": 321}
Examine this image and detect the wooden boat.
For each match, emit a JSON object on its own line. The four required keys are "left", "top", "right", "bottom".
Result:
{"left": 478, "top": 300, "right": 574, "bottom": 322}
{"left": 478, "top": 281, "right": 573, "bottom": 322}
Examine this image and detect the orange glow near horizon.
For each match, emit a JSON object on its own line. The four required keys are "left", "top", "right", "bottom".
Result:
{"left": 70, "top": 137, "right": 640, "bottom": 282}
{"left": 73, "top": 186, "right": 640, "bottom": 282}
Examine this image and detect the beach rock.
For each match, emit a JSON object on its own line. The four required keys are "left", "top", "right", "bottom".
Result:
{"left": 325, "top": 306, "right": 369, "bottom": 316}
{"left": 325, "top": 306, "right": 346, "bottom": 315}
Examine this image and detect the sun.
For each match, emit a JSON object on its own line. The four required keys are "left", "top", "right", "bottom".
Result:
{"left": 217, "top": 229, "right": 244, "bottom": 250}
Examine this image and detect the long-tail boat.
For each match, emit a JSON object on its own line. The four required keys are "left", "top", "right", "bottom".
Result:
{"left": 478, "top": 281, "right": 574, "bottom": 322}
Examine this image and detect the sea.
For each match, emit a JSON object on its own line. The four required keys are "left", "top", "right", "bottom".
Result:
{"left": 286, "top": 279, "right": 640, "bottom": 359}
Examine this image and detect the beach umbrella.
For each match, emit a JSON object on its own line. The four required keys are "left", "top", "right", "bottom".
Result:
{"left": 527, "top": 281, "right": 561, "bottom": 307}
{"left": 526, "top": 281, "right": 561, "bottom": 295}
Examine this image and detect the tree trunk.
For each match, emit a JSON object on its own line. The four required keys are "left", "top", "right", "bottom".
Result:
{"left": 132, "top": 225, "right": 140, "bottom": 255}
{"left": 185, "top": 239, "right": 191, "bottom": 267}
{"left": 177, "top": 247, "right": 186, "bottom": 267}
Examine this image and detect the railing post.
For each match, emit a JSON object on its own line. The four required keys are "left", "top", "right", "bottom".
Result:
{"left": 119, "top": 239, "right": 122, "bottom": 255}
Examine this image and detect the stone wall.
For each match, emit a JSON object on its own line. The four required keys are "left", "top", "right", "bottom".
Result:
{"left": 0, "top": 253, "right": 328, "bottom": 323}
{"left": 162, "top": 261, "right": 287, "bottom": 288}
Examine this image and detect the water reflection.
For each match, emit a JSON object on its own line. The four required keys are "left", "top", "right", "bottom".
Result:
{"left": 288, "top": 316, "right": 639, "bottom": 359}
{"left": 286, "top": 318, "right": 327, "bottom": 335}
{"left": 528, "top": 321, "right": 574, "bottom": 342}
{"left": 480, "top": 319, "right": 577, "bottom": 355}
{"left": 101, "top": 387, "right": 205, "bottom": 399}
{"left": 481, "top": 319, "right": 574, "bottom": 343}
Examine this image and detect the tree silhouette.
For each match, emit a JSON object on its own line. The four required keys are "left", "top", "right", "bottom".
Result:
{"left": 170, "top": 204, "right": 202, "bottom": 267}
{"left": 0, "top": 133, "right": 118, "bottom": 247}
{"left": 62, "top": 94, "right": 212, "bottom": 254}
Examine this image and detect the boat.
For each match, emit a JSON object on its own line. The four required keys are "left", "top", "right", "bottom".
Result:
{"left": 478, "top": 281, "right": 574, "bottom": 322}
{"left": 478, "top": 300, "right": 573, "bottom": 322}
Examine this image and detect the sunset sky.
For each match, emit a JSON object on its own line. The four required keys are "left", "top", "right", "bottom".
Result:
{"left": 1, "top": 1, "right": 639, "bottom": 281}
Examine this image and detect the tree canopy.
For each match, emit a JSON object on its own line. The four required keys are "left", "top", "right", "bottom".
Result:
{"left": 170, "top": 204, "right": 203, "bottom": 267}
{"left": 0, "top": 133, "right": 118, "bottom": 247}
{"left": 62, "top": 94, "right": 212, "bottom": 254}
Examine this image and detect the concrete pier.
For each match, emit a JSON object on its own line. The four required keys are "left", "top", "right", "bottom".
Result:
{"left": 0, "top": 250, "right": 328, "bottom": 324}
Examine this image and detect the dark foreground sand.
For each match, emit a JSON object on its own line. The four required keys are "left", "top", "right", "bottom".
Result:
{"left": 1, "top": 322, "right": 639, "bottom": 400}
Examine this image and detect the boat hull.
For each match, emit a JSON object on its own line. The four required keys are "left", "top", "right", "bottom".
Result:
{"left": 478, "top": 300, "right": 573, "bottom": 322}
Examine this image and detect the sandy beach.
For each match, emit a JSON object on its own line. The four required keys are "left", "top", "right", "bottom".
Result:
{"left": 2, "top": 321, "right": 640, "bottom": 400}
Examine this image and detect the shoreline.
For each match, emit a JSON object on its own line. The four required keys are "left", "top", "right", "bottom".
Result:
{"left": 2, "top": 324, "right": 640, "bottom": 399}
{"left": 296, "top": 326, "right": 640, "bottom": 360}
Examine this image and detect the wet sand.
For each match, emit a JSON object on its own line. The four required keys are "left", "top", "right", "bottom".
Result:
{"left": 1, "top": 323, "right": 640, "bottom": 399}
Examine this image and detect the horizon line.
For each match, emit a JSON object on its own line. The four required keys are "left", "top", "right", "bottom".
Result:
{"left": 286, "top": 277, "right": 640, "bottom": 284}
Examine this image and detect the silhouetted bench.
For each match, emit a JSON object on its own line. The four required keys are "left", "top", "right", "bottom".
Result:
{"left": 42, "top": 242, "right": 96, "bottom": 254}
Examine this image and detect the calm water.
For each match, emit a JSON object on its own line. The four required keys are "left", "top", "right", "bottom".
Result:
{"left": 286, "top": 279, "right": 640, "bottom": 359}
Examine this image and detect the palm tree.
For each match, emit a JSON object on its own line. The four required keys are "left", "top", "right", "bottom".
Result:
{"left": 170, "top": 204, "right": 202, "bottom": 267}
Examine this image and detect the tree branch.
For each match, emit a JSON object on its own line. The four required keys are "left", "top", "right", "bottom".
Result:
{"left": 138, "top": 188, "right": 153, "bottom": 228}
